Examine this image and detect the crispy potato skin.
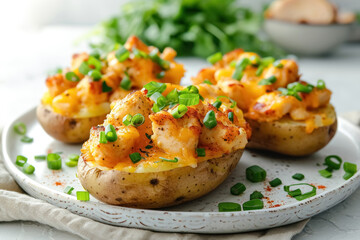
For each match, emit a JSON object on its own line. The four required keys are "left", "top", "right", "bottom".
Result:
{"left": 78, "top": 149, "right": 243, "bottom": 208}
{"left": 36, "top": 103, "right": 106, "bottom": 144}
{"left": 246, "top": 117, "right": 337, "bottom": 156}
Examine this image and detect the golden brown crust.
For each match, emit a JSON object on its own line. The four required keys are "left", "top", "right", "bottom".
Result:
{"left": 77, "top": 149, "right": 244, "bottom": 208}
{"left": 36, "top": 103, "right": 107, "bottom": 144}
{"left": 246, "top": 117, "right": 337, "bottom": 156}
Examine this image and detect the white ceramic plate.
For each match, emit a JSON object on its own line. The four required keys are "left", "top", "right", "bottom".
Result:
{"left": 2, "top": 108, "right": 360, "bottom": 233}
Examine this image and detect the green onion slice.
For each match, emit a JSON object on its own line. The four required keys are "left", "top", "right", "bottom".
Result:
{"left": 131, "top": 114, "right": 145, "bottom": 127}
{"left": 319, "top": 169, "right": 332, "bottom": 178}
{"left": 89, "top": 70, "right": 102, "bottom": 81}
{"left": 292, "top": 173, "right": 305, "bottom": 180}
{"left": 344, "top": 162, "right": 357, "bottom": 174}
{"left": 150, "top": 92, "right": 168, "bottom": 109}
{"left": 23, "top": 163, "right": 35, "bottom": 174}
{"left": 258, "top": 75, "right": 277, "bottom": 86}
{"left": 203, "top": 80, "right": 213, "bottom": 85}
{"left": 243, "top": 199, "right": 264, "bottom": 211}
{"left": 76, "top": 191, "right": 90, "bottom": 201}
{"left": 64, "top": 186, "right": 74, "bottom": 195}
{"left": 79, "top": 61, "right": 91, "bottom": 75}
{"left": 250, "top": 191, "right": 263, "bottom": 200}
{"left": 133, "top": 48, "right": 148, "bottom": 58}
{"left": 196, "top": 148, "right": 206, "bottom": 157}
{"left": 246, "top": 165, "right": 266, "bottom": 182}
{"left": 145, "top": 145, "right": 153, "bottom": 149}
{"left": 324, "top": 155, "right": 342, "bottom": 170}
{"left": 122, "top": 114, "right": 132, "bottom": 126}
{"left": 232, "top": 58, "right": 251, "bottom": 80}
{"left": 47, "top": 153, "right": 62, "bottom": 170}
{"left": 129, "top": 152, "right": 143, "bottom": 164}
{"left": 343, "top": 172, "right": 354, "bottom": 180}
{"left": 105, "top": 124, "right": 118, "bottom": 142}
{"left": 203, "top": 110, "right": 217, "bottom": 129}
{"left": 317, "top": 79, "right": 326, "bottom": 89}
{"left": 13, "top": 122, "right": 27, "bottom": 135}
{"left": 87, "top": 56, "right": 102, "bottom": 70}
{"left": 228, "top": 112, "right": 234, "bottom": 122}
{"left": 68, "top": 154, "right": 79, "bottom": 162}
{"left": 166, "top": 89, "right": 179, "bottom": 105}
{"left": 120, "top": 73, "right": 132, "bottom": 90}
{"left": 273, "top": 60, "right": 284, "bottom": 68}
{"left": 284, "top": 183, "right": 316, "bottom": 201}
{"left": 179, "top": 94, "right": 199, "bottom": 106}
{"left": 152, "top": 103, "right": 160, "bottom": 113}
{"left": 149, "top": 49, "right": 170, "bottom": 70}
{"left": 207, "top": 52, "right": 222, "bottom": 65}
{"left": 218, "top": 202, "right": 241, "bottom": 212}
{"left": 255, "top": 65, "right": 264, "bottom": 76}
{"left": 65, "top": 159, "right": 78, "bottom": 167}
{"left": 212, "top": 100, "right": 222, "bottom": 109}
{"left": 34, "top": 155, "right": 46, "bottom": 160}
{"left": 99, "top": 131, "right": 108, "bottom": 144}
{"left": 288, "top": 189, "right": 302, "bottom": 197}
{"left": 159, "top": 157, "right": 179, "bottom": 163}
{"left": 269, "top": 178, "right": 282, "bottom": 187}
{"left": 144, "top": 82, "right": 166, "bottom": 97}
{"left": 102, "top": 81, "right": 112, "bottom": 92}
{"left": 16, "top": 155, "right": 27, "bottom": 166}
{"left": 156, "top": 71, "right": 165, "bottom": 79}
{"left": 115, "top": 46, "right": 130, "bottom": 62}
{"left": 65, "top": 72, "right": 80, "bottom": 82}
{"left": 20, "top": 136, "right": 33, "bottom": 143}
{"left": 171, "top": 104, "right": 188, "bottom": 119}
{"left": 230, "top": 182, "right": 246, "bottom": 195}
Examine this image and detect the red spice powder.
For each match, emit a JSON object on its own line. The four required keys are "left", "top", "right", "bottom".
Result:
{"left": 55, "top": 181, "right": 62, "bottom": 186}
{"left": 317, "top": 185, "right": 326, "bottom": 190}
{"left": 265, "top": 186, "right": 272, "bottom": 192}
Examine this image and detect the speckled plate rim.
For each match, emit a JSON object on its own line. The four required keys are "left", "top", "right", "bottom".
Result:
{"left": 2, "top": 107, "right": 360, "bottom": 233}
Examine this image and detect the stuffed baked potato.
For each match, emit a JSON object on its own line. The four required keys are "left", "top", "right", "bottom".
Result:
{"left": 38, "top": 36, "right": 185, "bottom": 143}
{"left": 78, "top": 83, "right": 250, "bottom": 208}
{"left": 192, "top": 49, "right": 337, "bottom": 156}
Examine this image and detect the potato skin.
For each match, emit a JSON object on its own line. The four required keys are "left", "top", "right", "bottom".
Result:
{"left": 246, "top": 117, "right": 337, "bottom": 156}
{"left": 36, "top": 103, "right": 107, "bottom": 144}
{"left": 77, "top": 149, "right": 244, "bottom": 208}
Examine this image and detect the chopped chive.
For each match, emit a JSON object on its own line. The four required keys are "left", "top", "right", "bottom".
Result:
{"left": 16, "top": 155, "right": 27, "bottom": 166}
{"left": 131, "top": 114, "right": 145, "bottom": 127}
{"left": 47, "top": 153, "right": 62, "bottom": 170}
{"left": 76, "top": 191, "right": 90, "bottom": 201}
{"left": 159, "top": 157, "right": 179, "bottom": 162}
{"left": 64, "top": 186, "right": 74, "bottom": 195}
{"left": 143, "top": 82, "right": 166, "bottom": 97}
{"left": 23, "top": 163, "right": 35, "bottom": 174}
{"left": 269, "top": 178, "right": 282, "bottom": 187}
{"left": 89, "top": 70, "right": 102, "bottom": 81}
{"left": 105, "top": 124, "right": 117, "bottom": 142}
{"left": 203, "top": 110, "right": 217, "bottom": 129}
{"left": 292, "top": 173, "right": 305, "bottom": 181}
{"left": 65, "top": 159, "right": 78, "bottom": 167}
{"left": 232, "top": 58, "right": 251, "bottom": 80}
{"left": 196, "top": 148, "right": 206, "bottom": 157}
{"left": 20, "top": 136, "right": 33, "bottom": 143}
{"left": 34, "top": 155, "right": 46, "bottom": 160}
{"left": 179, "top": 94, "right": 200, "bottom": 106}
{"left": 284, "top": 183, "right": 316, "bottom": 201}
{"left": 207, "top": 52, "right": 222, "bottom": 65}
{"left": 218, "top": 202, "right": 241, "bottom": 212}
{"left": 228, "top": 112, "right": 234, "bottom": 122}
{"left": 324, "top": 155, "right": 342, "bottom": 170}
{"left": 171, "top": 104, "right": 188, "bottom": 119}
{"left": 65, "top": 72, "right": 80, "bottom": 82}
{"left": 319, "top": 169, "right": 332, "bottom": 178}
{"left": 255, "top": 65, "right": 264, "bottom": 76}
{"left": 120, "top": 73, "right": 132, "bottom": 90}
{"left": 149, "top": 49, "right": 170, "bottom": 70}
{"left": 129, "top": 152, "right": 142, "bottom": 164}
{"left": 216, "top": 96, "right": 236, "bottom": 108}
{"left": 145, "top": 133, "right": 152, "bottom": 140}
{"left": 243, "top": 199, "right": 264, "bottom": 211}
{"left": 212, "top": 100, "right": 222, "bottom": 109}
{"left": 115, "top": 46, "right": 130, "bottom": 62}
{"left": 203, "top": 79, "right": 213, "bottom": 85}
{"left": 122, "top": 114, "right": 132, "bottom": 126}
{"left": 133, "top": 48, "right": 148, "bottom": 58}
{"left": 317, "top": 79, "right": 326, "bottom": 90}
{"left": 344, "top": 162, "right": 357, "bottom": 174}
{"left": 258, "top": 75, "right": 277, "bottom": 86}
{"left": 156, "top": 71, "right": 165, "bottom": 79}
{"left": 13, "top": 122, "right": 27, "bottom": 135}
{"left": 250, "top": 191, "right": 263, "bottom": 200}
{"left": 230, "top": 183, "right": 246, "bottom": 195}
{"left": 273, "top": 60, "right": 283, "bottom": 68}
{"left": 99, "top": 131, "right": 108, "bottom": 144}
{"left": 102, "top": 81, "right": 112, "bottom": 92}
{"left": 246, "top": 165, "right": 266, "bottom": 182}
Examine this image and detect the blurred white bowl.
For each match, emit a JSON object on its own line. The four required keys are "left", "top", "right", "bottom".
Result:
{"left": 264, "top": 19, "right": 352, "bottom": 56}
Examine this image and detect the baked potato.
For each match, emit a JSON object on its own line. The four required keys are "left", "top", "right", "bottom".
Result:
{"left": 192, "top": 49, "right": 337, "bottom": 156}
{"left": 37, "top": 36, "right": 185, "bottom": 143}
{"left": 78, "top": 83, "right": 250, "bottom": 208}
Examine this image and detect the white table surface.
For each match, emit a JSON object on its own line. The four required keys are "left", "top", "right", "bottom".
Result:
{"left": 0, "top": 26, "right": 360, "bottom": 240}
